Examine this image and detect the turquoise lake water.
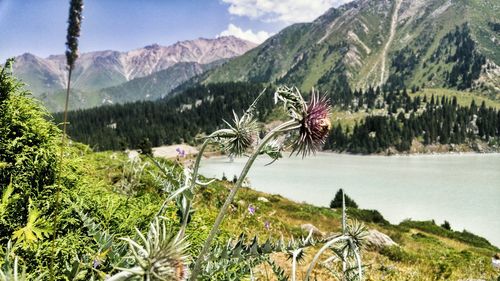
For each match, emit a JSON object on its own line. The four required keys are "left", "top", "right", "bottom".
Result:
{"left": 199, "top": 153, "right": 500, "bottom": 247}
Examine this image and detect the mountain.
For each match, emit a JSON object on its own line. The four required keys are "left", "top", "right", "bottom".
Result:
{"left": 38, "top": 61, "right": 226, "bottom": 112}
{"left": 96, "top": 61, "right": 224, "bottom": 106}
{"left": 12, "top": 36, "right": 256, "bottom": 110}
{"left": 203, "top": 0, "right": 499, "bottom": 96}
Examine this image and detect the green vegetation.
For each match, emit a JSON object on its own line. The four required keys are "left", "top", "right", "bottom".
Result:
{"left": 53, "top": 81, "right": 500, "bottom": 155}
{"left": 400, "top": 220, "right": 498, "bottom": 251}
{"left": 414, "top": 88, "right": 500, "bottom": 109}
{"left": 325, "top": 89, "right": 500, "bottom": 154}
{"left": 0, "top": 59, "right": 59, "bottom": 240}
{"left": 330, "top": 189, "right": 358, "bottom": 209}
{"left": 54, "top": 82, "right": 275, "bottom": 151}
{"left": 2, "top": 64, "right": 499, "bottom": 280}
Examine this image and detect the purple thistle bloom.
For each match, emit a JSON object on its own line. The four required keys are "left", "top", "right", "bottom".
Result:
{"left": 292, "top": 91, "right": 331, "bottom": 157}
{"left": 248, "top": 204, "right": 256, "bottom": 215}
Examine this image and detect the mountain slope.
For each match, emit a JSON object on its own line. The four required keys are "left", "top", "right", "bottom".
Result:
{"left": 203, "top": 0, "right": 499, "bottom": 96}
{"left": 39, "top": 61, "right": 226, "bottom": 112}
{"left": 96, "top": 60, "right": 226, "bottom": 106}
{"left": 12, "top": 36, "right": 256, "bottom": 109}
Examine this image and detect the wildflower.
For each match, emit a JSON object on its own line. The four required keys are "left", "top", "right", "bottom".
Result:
{"left": 291, "top": 90, "right": 331, "bottom": 157}
{"left": 176, "top": 147, "right": 186, "bottom": 157}
{"left": 264, "top": 221, "right": 271, "bottom": 230}
{"left": 248, "top": 204, "right": 256, "bottom": 215}
{"left": 93, "top": 258, "right": 100, "bottom": 269}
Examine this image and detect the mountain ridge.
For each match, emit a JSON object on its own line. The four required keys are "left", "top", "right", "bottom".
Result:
{"left": 202, "top": 0, "right": 499, "bottom": 96}
{"left": 12, "top": 36, "right": 257, "bottom": 109}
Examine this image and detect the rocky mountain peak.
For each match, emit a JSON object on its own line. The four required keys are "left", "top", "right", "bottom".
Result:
{"left": 13, "top": 36, "right": 257, "bottom": 94}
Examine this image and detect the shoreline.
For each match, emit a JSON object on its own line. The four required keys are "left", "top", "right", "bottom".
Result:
{"left": 198, "top": 148, "right": 500, "bottom": 160}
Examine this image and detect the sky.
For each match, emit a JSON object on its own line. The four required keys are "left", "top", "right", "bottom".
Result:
{"left": 0, "top": 0, "right": 352, "bottom": 62}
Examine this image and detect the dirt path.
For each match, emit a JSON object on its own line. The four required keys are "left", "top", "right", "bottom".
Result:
{"left": 379, "top": 0, "right": 402, "bottom": 85}
{"left": 364, "top": 0, "right": 401, "bottom": 87}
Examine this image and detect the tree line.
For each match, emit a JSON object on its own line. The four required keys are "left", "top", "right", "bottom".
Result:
{"left": 54, "top": 82, "right": 274, "bottom": 150}
{"left": 325, "top": 94, "right": 500, "bottom": 154}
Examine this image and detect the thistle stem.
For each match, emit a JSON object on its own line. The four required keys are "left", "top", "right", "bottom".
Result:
{"left": 106, "top": 268, "right": 137, "bottom": 281}
{"left": 190, "top": 120, "right": 298, "bottom": 280}
{"left": 178, "top": 140, "right": 209, "bottom": 238}
{"left": 50, "top": 67, "right": 72, "bottom": 280}
{"left": 155, "top": 140, "right": 209, "bottom": 219}
{"left": 305, "top": 235, "right": 350, "bottom": 281}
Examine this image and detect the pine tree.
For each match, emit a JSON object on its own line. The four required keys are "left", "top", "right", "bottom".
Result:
{"left": 330, "top": 189, "right": 358, "bottom": 209}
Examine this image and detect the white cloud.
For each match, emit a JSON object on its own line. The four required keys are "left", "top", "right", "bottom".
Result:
{"left": 222, "top": 0, "right": 353, "bottom": 24}
{"left": 218, "top": 24, "right": 272, "bottom": 44}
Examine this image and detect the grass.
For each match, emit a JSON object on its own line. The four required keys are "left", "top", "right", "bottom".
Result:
{"left": 67, "top": 147, "right": 500, "bottom": 280}
{"left": 331, "top": 107, "right": 387, "bottom": 130}
{"left": 413, "top": 88, "right": 500, "bottom": 109}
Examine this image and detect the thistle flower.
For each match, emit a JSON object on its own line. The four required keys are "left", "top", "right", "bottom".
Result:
{"left": 292, "top": 90, "right": 331, "bottom": 157}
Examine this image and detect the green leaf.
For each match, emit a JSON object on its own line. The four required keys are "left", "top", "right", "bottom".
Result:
{"left": 12, "top": 203, "right": 52, "bottom": 248}
{"left": 0, "top": 180, "right": 15, "bottom": 221}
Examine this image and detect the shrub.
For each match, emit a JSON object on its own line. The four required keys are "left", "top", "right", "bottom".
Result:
{"left": 441, "top": 220, "right": 451, "bottom": 230}
{"left": 0, "top": 60, "right": 60, "bottom": 236}
{"left": 348, "top": 208, "right": 389, "bottom": 225}
{"left": 400, "top": 220, "right": 498, "bottom": 251}
{"left": 380, "top": 246, "right": 415, "bottom": 262}
{"left": 330, "top": 188, "right": 358, "bottom": 208}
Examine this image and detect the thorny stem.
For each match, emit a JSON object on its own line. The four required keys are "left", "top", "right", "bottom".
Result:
{"left": 342, "top": 190, "right": 347, "bottom": 280}
{"left": 351, "top": 240, "right": 363, "bottom": 280}
{"left": 304, "top": 235, "right": 350, "bottom": 281}
{"left": 291, "top": 249, "right": 300, "bottom": 281}
{"left": 106, "top": 267, "right": 137, "bottom": 281}
{"left": 178, "top": 140, "right": 209, "bottom": 238}
{"left": 154, "top": 140, "right": 209, "bottom": 219}
{"left": 190, "top": 120, "right": 298, "bottom": 280}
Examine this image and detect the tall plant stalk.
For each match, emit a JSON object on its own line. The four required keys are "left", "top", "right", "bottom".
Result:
{"left": 190, "top": 120, "right": 298, "bottom": 280}
{"left": 50, "top": 0, "right": 83, "bottom": 278}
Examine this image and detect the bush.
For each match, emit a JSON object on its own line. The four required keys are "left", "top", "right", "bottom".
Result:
{"left": 330, "top": 188, "right": 358, "bottom": 208}
{"left": 348, "top": 208, "right": 389, "bottom": 225}
{"left": 400, "top": 220, "right": 498, "bottom": 251}
{"left": 380, "top": 246, "right": 415, "bottom": 262}
{"left": 441, "top": 220, "right": 451, "bottom": 230}
{"left": 0, "top": 60, "right": 60, "bottom": 236}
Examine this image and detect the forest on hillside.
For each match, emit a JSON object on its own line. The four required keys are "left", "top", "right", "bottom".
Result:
{"left": 54, "top": 82, "right": 275, "bottom": 150}
{"left": 55, "top": 82, "right": 500, "bottom": 154}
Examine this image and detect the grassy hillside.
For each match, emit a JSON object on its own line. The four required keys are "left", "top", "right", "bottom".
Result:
{"left": 413, "top": 88, "right": 500, "bottom": 109}
{"left": 1, "top": 63, "right": 499, "bottom": 280}
{"left": 203, "top": 0, "right": 499, "bottom": 96}
{"left": 10, "top": 145, "right": 500, "bottom": 280}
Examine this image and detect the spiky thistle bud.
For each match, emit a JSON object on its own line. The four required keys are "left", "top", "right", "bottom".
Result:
{"left": 65, "top": 0, "right": 83, "bottom": 70}
{"left": 111, "top": 218, "right": 190, "bottom": 281}
{"left": 210, "top": 111, "right": 258, "bottom": 157}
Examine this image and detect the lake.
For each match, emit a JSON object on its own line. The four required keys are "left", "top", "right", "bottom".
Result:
{"left": 199, "top": 152, "right": 500, "bottom": 247}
